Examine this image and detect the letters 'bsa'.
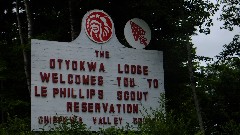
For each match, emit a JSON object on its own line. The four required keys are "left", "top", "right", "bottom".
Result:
{"left": 124, "top": 18, "right": 151, "bottom": 49}
{"left": 85, "top": 10, "right": 113, "bottom": 43}
{"left": 31, "top": 10, "right": 164, "bottom": 131}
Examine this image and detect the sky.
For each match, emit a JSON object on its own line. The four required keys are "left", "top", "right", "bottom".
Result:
{"left": 192, "top": 2, "right": 240, "bottom": 59}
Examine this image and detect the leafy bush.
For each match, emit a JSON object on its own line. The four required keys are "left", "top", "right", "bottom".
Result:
{"left": 0, "top": 115, "right": 32, "bottom": 135}
{"left": 221, "top": 120, "right": 240, "bottom": 135}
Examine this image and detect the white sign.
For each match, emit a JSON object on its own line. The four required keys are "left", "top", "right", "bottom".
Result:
{"left": 124, "top": 18, "right": 151, "bottom": 49}
{"left": 31, "top": 10, "right": 164, "bottom": 131}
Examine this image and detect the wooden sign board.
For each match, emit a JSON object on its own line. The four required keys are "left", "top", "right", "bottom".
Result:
{"left": 31, "top": 10, "right": 164, "bottom": 131}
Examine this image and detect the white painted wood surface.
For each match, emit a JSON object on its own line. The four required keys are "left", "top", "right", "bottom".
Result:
{"left": 31, "top": 10, "right": 164, "bottom": 131}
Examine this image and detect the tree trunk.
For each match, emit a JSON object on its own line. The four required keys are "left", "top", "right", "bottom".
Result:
{"left": 16, "top": 0, "right": 31, "bottom": 96}
{"left": 69, "top": 0, "right": 77, "bottom": 40}
{"left": 23, "top": 0, "right": 33, "bottom": 39}
{"left": 0, "top": 80, "right": 4, "bottom": 123}
{"left": 16, "top": 0, "right": 24, "bottom": 44}
{"left": 187, "top": 43, "right": 205, "bottom": 134}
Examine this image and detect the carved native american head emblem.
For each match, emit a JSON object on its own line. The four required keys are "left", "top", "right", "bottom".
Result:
{"left": 85, "top": 10, "right": 113, "bottom": 43}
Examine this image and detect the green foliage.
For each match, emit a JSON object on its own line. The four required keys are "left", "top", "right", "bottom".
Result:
{"left": 221, "top": 120, "right": 240, "bottom": 135}
{"left": 0, "top": 115, "right": 32, "bottom": 135}
{"left": 139, "top": 109, "right": 188, "bottom": 135}
{"left": 99, "top": 127, "right": 137, "bottom": 135}
{"left": 218, "top": 0, "right": 240, "bottom": 30}
{"left": 137, "top": 94, "right": 198, "bottom": 135}
{"left": 216, "top": 34, "right": 240, "bottom": 64}
{"left": 196, "top": 34, "right": 240, "bottom": 134}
